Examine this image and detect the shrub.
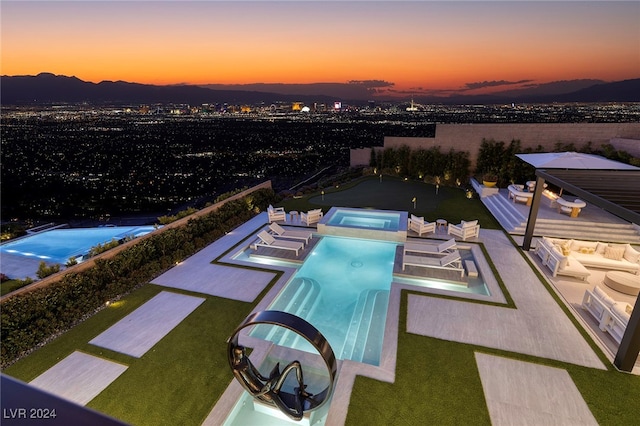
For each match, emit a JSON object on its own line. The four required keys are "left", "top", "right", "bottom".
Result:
{"left": 0, "top": 187, "right": 278, "bottom": 368}
{"left": 36, "top": 261, "right": 61, "bottom": 279}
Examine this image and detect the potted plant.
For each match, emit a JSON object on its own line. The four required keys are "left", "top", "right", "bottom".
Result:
{"left": 482, "top": 172, "right": 498, "bottom": 187}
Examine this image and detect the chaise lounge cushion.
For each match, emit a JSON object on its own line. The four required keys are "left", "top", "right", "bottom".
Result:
{"left": 461, "top": 220, "right": 478, "bottom": 228}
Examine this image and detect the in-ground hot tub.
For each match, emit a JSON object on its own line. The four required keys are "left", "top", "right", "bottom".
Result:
{"left": 317, "top": 207, "right": 407, "bottom": 242}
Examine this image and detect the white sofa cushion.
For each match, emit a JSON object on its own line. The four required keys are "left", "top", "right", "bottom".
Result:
{"left": 611, "top": 303, "right": 630, "bottom": 325}
{"left": 571, "top": 251, "right": 638, "bottom": 271}
{"left": 623, "top": 244, "right": 640, "bottom": 263}
{"left": 593, "top": 285, "right": 615, "bottom": 308}
{"left": 571, "top": 240, "right": 598, "bottom": 251}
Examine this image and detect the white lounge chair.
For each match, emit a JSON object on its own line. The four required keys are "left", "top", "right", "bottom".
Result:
{"left": 301, "top": 208, "right": 323, "bottom": 226}
{"left": 255, "top": 230, "right": 304, "bottom": 256}
{"left": 268, "top": 223, "right": 313, "bottom": 245}
{"left": 447, "top": 220, "right": 480, "bottom": 241}
{"left": 402, "top": 250, "right": 464, "bottom": 278}
{"left": 507, "top": 184, "right": 533, "bottom": 206}
{"left": 267, "top": 205, "right": 286, "bottom": 223}
{"left": 407, "top": 214, "right": 436, "bottom": 236}
{"left": 404, "top": 238, "right": 457, "bottom": 256}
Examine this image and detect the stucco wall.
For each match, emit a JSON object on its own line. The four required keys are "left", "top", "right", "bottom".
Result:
{"left": 350, "top": 123, "right": 640, "bottom": 169}
{"left": 610, "top": 138, "right": 640, "bottom": 158}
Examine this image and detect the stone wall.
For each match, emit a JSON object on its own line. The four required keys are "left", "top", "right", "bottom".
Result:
{"left": 350, "top": 123, "right": 640, "bottom": 170}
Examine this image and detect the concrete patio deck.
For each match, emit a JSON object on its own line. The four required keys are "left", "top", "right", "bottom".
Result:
{"left": 15, "top": 210, "right": 639, "bottom": 424}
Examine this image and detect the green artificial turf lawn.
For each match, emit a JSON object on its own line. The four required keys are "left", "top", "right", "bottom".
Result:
{"left": 281, "top": 176, "right": 501, "bottom": 230}
{"left": 4, "top": 284, "right": 255, "bottom": 426}
{"left": 346, "top": 290, "right": 640, "bottom": 426}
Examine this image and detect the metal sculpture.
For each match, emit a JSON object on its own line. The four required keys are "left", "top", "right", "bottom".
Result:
{"left": 227, "top": 310, "right": 337, "bottom": 421}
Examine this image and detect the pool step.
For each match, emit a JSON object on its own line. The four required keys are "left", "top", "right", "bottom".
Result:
{"left": 258, "top": 277, "right": 321, "bottom": 346}
{"left": 341, "top": 289, "right": 389, "bottom": 364}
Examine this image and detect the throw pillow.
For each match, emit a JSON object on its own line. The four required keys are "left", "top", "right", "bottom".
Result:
{"left": 572, "top": 240, "right": 598, "bottom": 251}
{"left": 604, "top": 246, "right": 625, "bottom": 261}
{"left": 461, "top": 220, "right": 478, "bottom": 228}
{"left": 596, "top": 242, "right": 607, "bottom": 255}
{"left": 623, "top": 244, "right": 640, "bottom": 264}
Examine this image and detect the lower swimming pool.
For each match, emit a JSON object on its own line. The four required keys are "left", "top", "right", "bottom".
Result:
{"left": 0, "top": 226, "right": 157, "bottom": 264}
{"left": 251, "top": 236, "right": 396, "bottom": 366}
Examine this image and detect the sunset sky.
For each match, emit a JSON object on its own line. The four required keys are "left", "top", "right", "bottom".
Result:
{"left": 2, "top": 1, "right": 639, "bottom": 97}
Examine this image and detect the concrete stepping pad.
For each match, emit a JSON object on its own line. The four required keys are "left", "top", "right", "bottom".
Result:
{"left": 30, "top": 351, "right": 127, "bottom": 406}
{"left": 90, "top": 291, "right": 204, "bottom": 357}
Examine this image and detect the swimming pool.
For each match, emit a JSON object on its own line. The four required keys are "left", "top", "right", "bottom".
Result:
{"left": 251, "top": 236, "right": 396, "bottom": 366}
{"left": 318, "top": 207, "right": 407, "bottom": 242}
{"left": 0, "top": 226, "right": 157, "bottom": 264}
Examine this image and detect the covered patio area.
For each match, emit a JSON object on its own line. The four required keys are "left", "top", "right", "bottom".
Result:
{"left": 517, "top": 154, "right": 640, "bottom": 373}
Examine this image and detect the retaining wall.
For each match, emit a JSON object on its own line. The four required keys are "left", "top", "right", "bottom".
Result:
{"left": 351, "top": 123, "right": 640, "bottom": 169}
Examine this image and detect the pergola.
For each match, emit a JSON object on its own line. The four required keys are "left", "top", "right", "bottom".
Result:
{"left": 517, "top": 153, "right": 640, "bottom": 372}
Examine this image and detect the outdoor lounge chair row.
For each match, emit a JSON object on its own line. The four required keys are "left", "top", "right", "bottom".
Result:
{"left": 581, "top": 285, "right": 633, "bottom": 344}
{"left": 254, "top": 230, "right": 305, "bottom": 256}
{"left": 267, "top": 205, "right": 323, "bottom": 225}
{"left": 252, "top": 224, "right": 315, "bottom": 257}
{"left": 408, "top": 215, "right": 480, "bottom": 241}
{"left": 268, "top": 223, "right": 313, "bottom": 245}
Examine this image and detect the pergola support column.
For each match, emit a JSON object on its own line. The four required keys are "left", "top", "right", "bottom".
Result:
{"left": 522, "top": 176, "right": 546, "bottom": 251}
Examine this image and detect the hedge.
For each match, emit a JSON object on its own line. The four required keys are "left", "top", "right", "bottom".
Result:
{"left": 0, "top": 188, "right": 278, "bottom": 368}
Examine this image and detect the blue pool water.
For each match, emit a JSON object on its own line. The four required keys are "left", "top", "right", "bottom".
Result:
{"left": 0, "top": 226, "right": 157, "bottom": 264}
{"left": 324, "top": 208, "right": 401, "bottom": 231}
{"left": 251, "top": 236, "right": 396, "bottom": 366}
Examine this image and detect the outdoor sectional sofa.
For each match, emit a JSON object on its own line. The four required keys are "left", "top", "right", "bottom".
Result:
{"left": 536, "top": 236, "right": 640, "bottom": 280}
{"left": 582, "top": 285, "right": 633, "bottom": 344}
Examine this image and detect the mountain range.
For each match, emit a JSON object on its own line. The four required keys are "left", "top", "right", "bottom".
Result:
{"left": 1, "top": 73, "right": 639, "bottom": 106}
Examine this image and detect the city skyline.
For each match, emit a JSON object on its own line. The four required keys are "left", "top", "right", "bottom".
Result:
{"left": 2, "top": 1, "right": 639, "bottom": 98}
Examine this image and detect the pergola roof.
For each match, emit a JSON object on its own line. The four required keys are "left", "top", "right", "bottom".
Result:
{"left": 536, "top": 169, "right": 640, "bottom": 225}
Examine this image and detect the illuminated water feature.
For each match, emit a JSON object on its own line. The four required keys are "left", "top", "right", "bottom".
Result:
{"left": 0, "top": 226, "right": 157, "bottom": 264}
{"left": 252, "top": 236, "right": 396, "bottom": 365}
{"left": 317, "top": 207, "right": 407, "bottom": 242}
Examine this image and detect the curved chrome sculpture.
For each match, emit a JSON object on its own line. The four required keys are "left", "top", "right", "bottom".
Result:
{"left": 227, "top": 310, "right": 337, "bottom": 421}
